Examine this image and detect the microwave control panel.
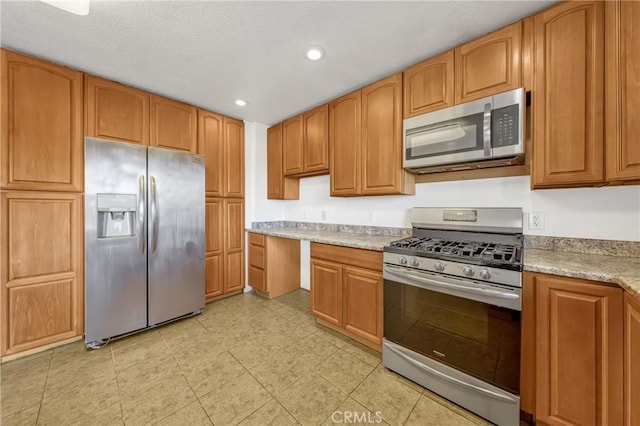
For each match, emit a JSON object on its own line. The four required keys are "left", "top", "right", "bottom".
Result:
{"left": 491, "top": 104, "right": 519, "bottom": 147}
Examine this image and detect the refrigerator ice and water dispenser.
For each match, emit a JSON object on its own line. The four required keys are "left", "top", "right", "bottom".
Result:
{"left": 97, "top": 193, "right": 137, "bottom": 238}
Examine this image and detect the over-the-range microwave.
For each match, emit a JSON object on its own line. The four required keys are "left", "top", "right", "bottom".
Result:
{"left": 403, "top": 87, "right": 524, "bottom": 174}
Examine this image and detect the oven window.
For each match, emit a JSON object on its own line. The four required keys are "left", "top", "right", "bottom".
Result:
{"left": 384, "top": 279, "right": 520, "bottom": 395}
{"left": 405, "top": 113, "right": 484, "bottom": 160}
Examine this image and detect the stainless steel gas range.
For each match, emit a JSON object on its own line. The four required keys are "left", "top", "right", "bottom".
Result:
{"left": 382, "top": 207, "right": 523, "bottom": 426}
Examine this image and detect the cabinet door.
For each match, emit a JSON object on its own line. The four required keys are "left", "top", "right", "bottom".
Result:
{"left": 310, "top": 259, "right": 342, "bottom": 327}
{"left": 198, "top": 110, "right": 224, "bottom": 197}
{"left": 282, "top": 115, "right": 304, "bottom": 176}
{"left": 330, "top": 90, "right": 362, "bottom": 196}
{"left": 223, "top": 199, "right": 244, "bottom": 293}
{"left": 85, "top": 76, "right": 149, "bottom": 145}
{"left": 532, "top": 2, "right": 605, "bottom": 188}
{"left": 205, "top": 198, "right": 223, "bottom": 299}
{"left": 534, "top": 273, "right": 623, "bottom": 426}
{"left": 267, "top": 124, "right": 299, "bottom": 200}
{"left": 1, "top": 191, "right": 83, "bottom": 356}
{"left": 1, "top": 50, "right": 83, "bottom": 192}
{"left": 362, "top": 73, "right": 413, "bottom": 195}
{"left": 605, "top": 1, "right": 640, "bottom": 182}
{"left": 343, "top": 266, "right": 382, "bottom": 345}
{"left": 303, "top": 104, "right": 329, "bottom": 173}
{"left": 404, "top": 50, "right": 455, "bottom": 118}
{"left": 247, "top": 234, "right": 266, "bottom": 293}
{"left": 625, "top": 293, "right": 640, "bottom": 426}
{"left": 150, "top": 95, "right": 198, "bottom": 153}
{"left": 455, "top": 22, "right": 522, "bottom": 104}
{"left": 223, "top": 117, "right": 245, "bottom": 198}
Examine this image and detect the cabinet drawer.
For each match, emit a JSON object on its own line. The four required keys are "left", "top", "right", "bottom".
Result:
{"left": 311, "top": 242, "right": 382, "bottom": 272}
{"left": 249, "top": 233, "right": 265, "bottom": 247}
{"left": 249, "top": 244, "right": 265, "bottom": 269}
{"left": 248, "top": 266, "right": 265, "bottom": 293}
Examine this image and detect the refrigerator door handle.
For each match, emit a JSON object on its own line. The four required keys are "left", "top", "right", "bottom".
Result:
{"left": 138, "top": 175, "right": 146, "bottom": 254}
{"left": 150, "top": 176, "right": 159, "bottom": 254}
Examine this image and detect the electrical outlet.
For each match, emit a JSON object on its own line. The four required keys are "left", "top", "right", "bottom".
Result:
{"left": 368, "top": 211, "right": 376, "bottom": 222}
{"left": 321, "top": 210, "right": 327, "bottom": 221}
{"left": 529, "top": 212, "right": 545, "bottom": 230}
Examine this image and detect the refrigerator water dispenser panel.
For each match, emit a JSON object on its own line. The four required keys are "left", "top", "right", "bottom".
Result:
{"left": 97, "top": 193, "right": 137, "bottom": 238}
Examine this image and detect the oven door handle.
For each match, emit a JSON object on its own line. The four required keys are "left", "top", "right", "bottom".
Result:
{"left": 385, "top": 341, "right": 519, "bottom": 404}
{"left": 384, "top": 266, "right": 519, "bottom": 301}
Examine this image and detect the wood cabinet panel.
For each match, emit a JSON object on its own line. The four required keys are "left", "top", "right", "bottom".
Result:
{"left": 224, "top": 117, "right": 245, "bottom": 198}
{"left": 311, "top": 242, "right": 382, "bottom": 272}
{"left": 625, "top": 293, "right": 640, "bottom": 426}
{"left": 267, "top": 124, "right": 299, "bottom": 200}
{"left": 248, "top": 244, "right": 265, "bottom": 269}
{"left": 533, "top": 273, "right": 623, "bottom": 426}
{"left": 205, "top": 255, "right": 223, "bottom": 299}
{"left": 343, "top": 266, "right": 382, "bottom": 345}
{"left": 248, "top": 233, "right": 265, "bottom": 247}
{"left": 224, "top": 199, "right": 244, "bottom": 293}
{"left": 532, "top": 1, "right": 605, "bottom": 188}
{"left": 1, "top": 191, "right": 83, "bottom": 356}
{"left": 283, "top": 115, "right": 304, "bottom": 176}
{"left": 403, "top": 50, "right": 454, "bottom": 118}
{"left": 605, "top": 0, "right": 640, "bottom": 182}
{"left": 330, "top": 91, "right": 362, "bottom": 196}
{"left": 248, "top": 266, "right": 265, "bottom": 293}
{"left": 248, "top": 233, "right": 300, "bottom": 298}
{"left": 362, "top": 73, "right": 413, "bottom": 195}
{"left": 303, "top": 104, "right": 329, "bottom": 173}
{"left": 198, "top": 110, "right": 224, "bottom": 197}
{"left": 205, "top": 198, "right": 223, "bottom": 299}
{"left": 85, "top": 75, "right": 149, "bottom": 145}
{"left": 311, "top": 259, "right": 342, "bottom": 327}
{"left": 150, "top": 95, "right": 198, "bottom": 153}
{"left": 455, "top": 22, "right": 522, "bottom": 104}
{"left": 1, "top": 49, "right": 83, "bottom": 192}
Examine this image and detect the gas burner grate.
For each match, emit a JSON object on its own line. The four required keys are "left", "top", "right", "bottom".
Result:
{"left": 389, "top": 237, "right": 521, "bottom": 264}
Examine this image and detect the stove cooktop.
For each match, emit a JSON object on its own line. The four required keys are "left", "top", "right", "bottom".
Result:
{"left": 386, "top": 236, "right": 522, "bottom": 269}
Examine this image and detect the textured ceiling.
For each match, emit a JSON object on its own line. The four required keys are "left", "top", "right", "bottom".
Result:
{"left": 0, "top": 0, "right": 554, "bottom": 125}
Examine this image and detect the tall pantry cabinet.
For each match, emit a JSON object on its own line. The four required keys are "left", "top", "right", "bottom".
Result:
{"left": 198, "top": 110, "right": 245, "bottom": 300}
{"left": 1, "top": 50, "right": 84, "bottom": 355}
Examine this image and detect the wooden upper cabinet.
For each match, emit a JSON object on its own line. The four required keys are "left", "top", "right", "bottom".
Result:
{"left": 198, "top": 110, "right": 224, "bottom": 197}
{"left": 532, "top": 1, "right": 605, "bottom": 188}
{"left": 625, "top": 293, "right": 640, "bottom": 426}
{"left": 605, "top": 0, "right": 640, "bottom": 183}
{"left": 223, "top": 117, "right": 244, "bottom": 198}
{"left": 330, "top": 90, "right": 362, "bottom": 196}
{"left": 1, "top": 49, "right": 83, "bottom": 192}
{"left": 267, "top": 124, "right": 299, "bottom": 200}
{"left": 532, "top": 273, "right": 623, "bottom": 426}
{"left": 404, "top": 50, "right": 455, "bottom": 118}
{"left": 362, "top": 73, "right": 414, "bottom": 195}
{"left": 85, "top": 76, "right": 149, "bottom": 145}
{"left": 303, "top": 104, "right": 329, "bottom": 173}
{"left": 455, "top": 22, "right": 522, "bottom": 104}
{"left": 150, "top": 94, "right": 198, "bottom": 154}
{"left": 282, "top": 115, "right": 304, "bottom": 176}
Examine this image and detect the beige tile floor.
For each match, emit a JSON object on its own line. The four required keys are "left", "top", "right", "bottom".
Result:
{"left": 0, "top": 289, "right": 491, "bottom": 426}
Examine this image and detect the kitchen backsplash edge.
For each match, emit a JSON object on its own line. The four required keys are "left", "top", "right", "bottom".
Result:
{"left": 524, "top": 235, "right": 640, "bottom": 258}
{"left": 251, "top": 221, "right": 411, "bottom": 237}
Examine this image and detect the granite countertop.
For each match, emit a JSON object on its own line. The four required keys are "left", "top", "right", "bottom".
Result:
{"left": 246, "top": 227, "right": 403, "bottom": 251}
{"left": 524, "top": 249, "right": 640, "bottom": 299}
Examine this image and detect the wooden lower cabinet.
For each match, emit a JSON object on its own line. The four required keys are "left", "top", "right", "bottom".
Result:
{"left": 524, "top": 272, "right": 624, "bottom": 426}
{"left": 0, "top": 191, "right": 83, "bottom": 356}
{"left": 205, "top": 198, "right": 244, "bottom": 300}
{"left": 310, "top": 243, "right": 382, "bottom": 348}
{"left": 625, "top": 293, "right": 640, "bottom": 426}
{"left": 247, "top": 233, "right": 300, "bottom": 299}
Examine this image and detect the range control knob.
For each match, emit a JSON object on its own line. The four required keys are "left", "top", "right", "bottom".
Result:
{"left": 398, "top": 256, "right": 408, "bottom": 265}
{"left": 434, "top": 262, "right": 445, "bottom": 272}
{"left": 479, "top": 268, "right": 491, "bottom": 280}
{"left": 462, "top": 266, "right": 475, "bottom": 277}
{"left": 410, "top": 258, "right": 419, "bottom": 267}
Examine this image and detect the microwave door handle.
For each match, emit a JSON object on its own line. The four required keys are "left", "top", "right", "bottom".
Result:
{"left": 483, "top": 103, "right": 491, "bottom": 157}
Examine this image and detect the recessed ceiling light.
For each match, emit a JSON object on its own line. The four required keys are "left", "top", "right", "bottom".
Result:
{"left": 235, "top": 99, "right": 247, "bottom": 107}
{"left": 306, "top": 46, "right": 325, "bottom": 61}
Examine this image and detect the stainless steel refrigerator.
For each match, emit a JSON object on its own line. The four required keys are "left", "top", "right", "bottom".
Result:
{"left": 84, "top": 137, "right": 205, "bottom": 348}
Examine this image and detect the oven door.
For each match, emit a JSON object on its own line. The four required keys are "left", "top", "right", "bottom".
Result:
{"left": 383, "top": 264, "right": 521, "bottom": 395}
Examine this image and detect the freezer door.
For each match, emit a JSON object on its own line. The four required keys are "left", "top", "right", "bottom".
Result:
{"left": 85, "top": 138, "right": 148, "bottom": 343}
{"left": 148, "top": 147, "right": 205, "bottom": 325}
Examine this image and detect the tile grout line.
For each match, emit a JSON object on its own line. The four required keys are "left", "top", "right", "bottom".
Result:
{"left": 33, "top": 349, "right": 54, "bottom": 425}
{"left": 110, "top": 343, "right": 126, "bottom": 425}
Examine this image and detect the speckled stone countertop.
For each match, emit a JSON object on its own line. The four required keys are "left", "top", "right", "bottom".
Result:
{"left": 247, "top": 221, "right": 409, "bottom": 251}
{"left": 524, "top": 249, "right": 640, "bottom": 299}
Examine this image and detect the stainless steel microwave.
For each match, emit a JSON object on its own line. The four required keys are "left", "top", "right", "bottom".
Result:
{"left": 403, "top": 88, "right": 524, "bottom": 173}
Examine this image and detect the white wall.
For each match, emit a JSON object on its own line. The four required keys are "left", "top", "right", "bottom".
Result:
{"left": 245, "top": 121, "right": 640, "bottom": 288}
